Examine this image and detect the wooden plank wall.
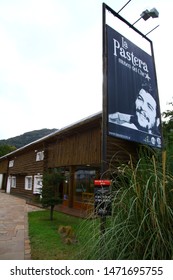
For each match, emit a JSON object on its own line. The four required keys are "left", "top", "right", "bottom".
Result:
{"left": 8, "top": 145, "right": 45, "bottom": 199}
{"left": 106, "top": 135, "right": 138, "bottom": 170}
{"left": 47, "top": 127, "right": 101, "bottom": 168}
{"left": 10, "top": 175, "right": 34, "bottom": 200}
{"left": 0, "top": 158, "right": 8, "bottom": 173}
{"left": 8, "top": 148, "right": 44, "bottom": 175}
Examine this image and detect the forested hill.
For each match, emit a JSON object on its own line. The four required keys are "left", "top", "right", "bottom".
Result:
{"left": 0, "top": 128, "right": 58, "bottom": 149}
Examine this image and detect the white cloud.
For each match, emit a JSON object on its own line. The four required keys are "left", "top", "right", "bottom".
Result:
{"left": 0, "top": 0, "right": 172, "bottom": 139}
{"left": 0, "top": 0, "right": 69, "bottom": 28}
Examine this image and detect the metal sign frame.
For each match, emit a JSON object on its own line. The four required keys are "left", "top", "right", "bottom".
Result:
{"left": 101, "top": 3, "right": 162, "bottom": 175}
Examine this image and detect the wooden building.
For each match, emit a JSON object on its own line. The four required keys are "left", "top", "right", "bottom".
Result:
{"left": 0, "top": 112, "right": 138, "bottom": 211}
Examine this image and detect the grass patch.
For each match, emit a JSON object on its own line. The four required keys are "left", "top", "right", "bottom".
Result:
{"left": 28, "top": 210, "right": 99, "bottom": 260}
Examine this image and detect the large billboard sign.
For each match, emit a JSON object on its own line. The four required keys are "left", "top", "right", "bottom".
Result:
{"left": 107, "top": 24, "right": 162, "bottom": 148}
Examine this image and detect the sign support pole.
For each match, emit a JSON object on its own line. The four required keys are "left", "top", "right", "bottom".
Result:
{"left": 101, "top": 3, "right": 108, "bottom": 177}
{"left": 101, "top": 4, "right": 108, "bottom": 257}
{"left": 94, "top": 179, "right": 112, "bottom": 259}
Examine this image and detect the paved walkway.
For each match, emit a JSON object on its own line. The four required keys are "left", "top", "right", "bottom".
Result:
{"left": 0, "top": 192, "right": 43, "bottom": 260}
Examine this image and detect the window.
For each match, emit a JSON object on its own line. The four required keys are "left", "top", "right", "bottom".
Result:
{"left": 36, "top": 151, "right": 44, "bottom": 161}
{"left": 6, "top": 176, "right": 16, "bottom": 193}
{"left": 11, "top": 176, "right": 16, "bottom": 188}
{"left": 9, "top": 160, "right": 14, "bottom": 167}
{"left": 75, "top": 170, "right": 96, "bottom": 201}
{"left": 25, "top": 176, "right": 32, "bottom": 190}
{"left": 33, "top": 175, "right": 43, "bottom": 194}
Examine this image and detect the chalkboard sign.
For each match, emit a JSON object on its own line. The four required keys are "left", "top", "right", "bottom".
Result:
{"left": 94, "top": 180, "right": 112, "bottom": 216}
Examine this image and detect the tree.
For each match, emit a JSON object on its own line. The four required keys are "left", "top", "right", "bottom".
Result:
{"left": 162, "top": 100, "right": 173, "bottom": 121}
{"left": 0, "top": 144, "right": 16, "bottom": 157}
{"left": 162, "top": 100, "right": 173, "bottom": 138}
{"left": 162, "top": 100, "right": 173, "bottom": 173}
{"left": 41, "top": 169, "right": 64, "bottom": 220}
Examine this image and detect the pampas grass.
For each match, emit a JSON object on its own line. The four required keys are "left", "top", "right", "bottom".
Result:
{"left": 80, "top": 147, "right": 173, "bottom": 259}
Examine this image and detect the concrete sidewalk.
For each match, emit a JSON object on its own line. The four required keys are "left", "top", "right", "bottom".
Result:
{"left": 0, "top": 192, "right": 43, "bottom": 260}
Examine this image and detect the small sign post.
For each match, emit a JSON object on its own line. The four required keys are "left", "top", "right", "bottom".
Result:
{"left": 94, "top": 180, "right": 112, "bottom": 258}
{"left": 94, "top": 180, "right": 112, "bottom": 217}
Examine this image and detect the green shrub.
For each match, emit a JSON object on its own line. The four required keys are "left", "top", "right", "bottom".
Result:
{"left": 41, "top": 170, "right": 64, "bottom": 220}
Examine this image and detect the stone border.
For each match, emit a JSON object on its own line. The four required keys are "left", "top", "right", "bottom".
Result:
{"left": 24, "top": 206, "right": 31, "bottom": 260}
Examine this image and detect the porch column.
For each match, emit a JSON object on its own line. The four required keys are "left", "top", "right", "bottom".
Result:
{"left": 68, "top": 166, "right": 75, "bottom": 208}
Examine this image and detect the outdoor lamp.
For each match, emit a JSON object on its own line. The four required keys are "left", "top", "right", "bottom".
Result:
{"left": 148, "top": 8, "right": 159, "bottom": 18}
{"left": 140, "top": 8, "right": 159, "bottom": 20}
{"left": 132, "top": 8, "right": 159, "bottom": 25}
{"left": 140, "top": 9, "right": 151, "bottom": 21}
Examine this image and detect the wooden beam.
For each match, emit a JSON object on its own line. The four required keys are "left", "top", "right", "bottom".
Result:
{"left": 68, "top": 166, "right": 75, "bottom": 208}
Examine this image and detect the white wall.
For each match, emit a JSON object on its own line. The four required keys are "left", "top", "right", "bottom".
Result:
{"left": 0, "top": 174, "right": 3, "bottom": 189}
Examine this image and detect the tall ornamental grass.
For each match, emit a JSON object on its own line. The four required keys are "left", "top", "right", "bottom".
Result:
{"left": 81, "top": 148, "right": 173, "bottom": 259}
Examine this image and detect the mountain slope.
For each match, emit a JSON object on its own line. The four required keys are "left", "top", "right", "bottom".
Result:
{"left": 0, "top": 128, "right": 58, "bottom": 149}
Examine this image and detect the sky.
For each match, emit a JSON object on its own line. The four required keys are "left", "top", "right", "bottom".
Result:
{"left": 0, "top": 0, "right": 172, "bottom": 139}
